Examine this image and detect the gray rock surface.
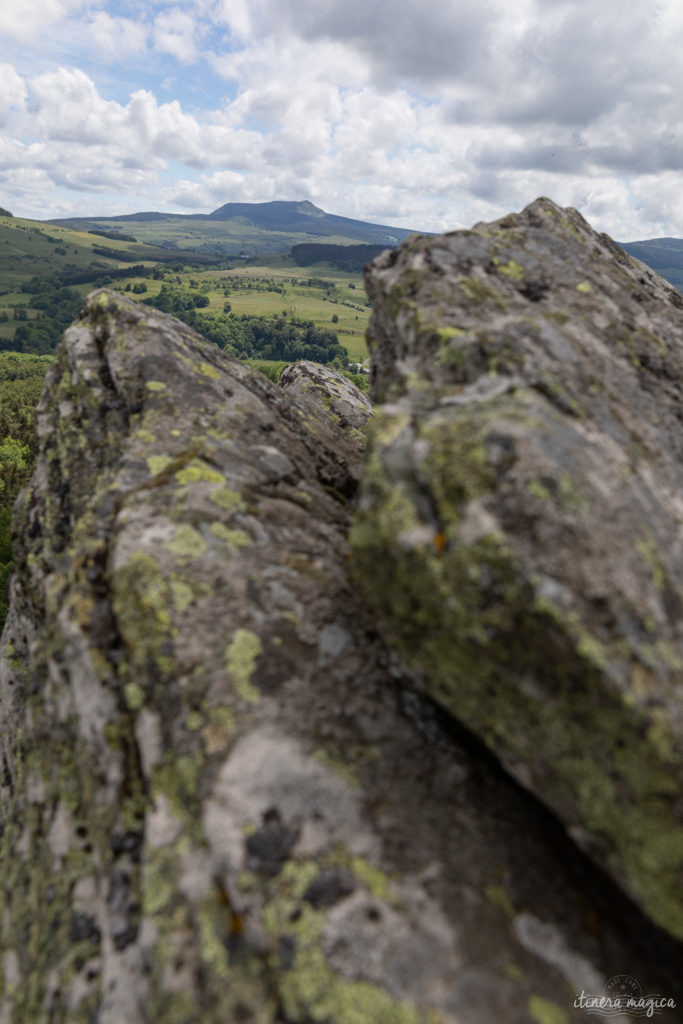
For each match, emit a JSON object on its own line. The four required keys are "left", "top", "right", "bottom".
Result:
{"left": 353, "top": 196, "right": 683, "bottom": 940}
{"left": 279, "top": 359, "right": 372, "bottom": 468}
{"left": 0, "top": 270, "right": 681, "bottom": 1023}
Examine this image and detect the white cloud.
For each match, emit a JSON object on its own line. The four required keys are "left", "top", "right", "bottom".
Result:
{"left": 153, "top": 7, "right": 199, "bottom": 63}
{"left": 208, "top": 0, "right": 254, "bottom": 42}
{"left": 89, "top": 11, "right": 148, "bottom": 62}
{"left": 0, "top": 0, "right": 91, "bottom": 42}
{"left": 4, "top": 0, "right": 683, "bottom": 239}
{"left": 0, "top": 65, "right": 27, "bottom": 127}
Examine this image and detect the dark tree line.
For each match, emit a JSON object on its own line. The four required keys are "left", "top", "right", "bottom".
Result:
{"left": 290, "top": 243, "right": 385, "bottom": 271}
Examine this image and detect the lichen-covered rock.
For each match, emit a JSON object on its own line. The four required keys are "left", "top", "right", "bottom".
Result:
{"left": 279, "top": 360, "right": 372, "bottom": 468}
{"left": 1, "top": 287, "right": 682, "bottom": 1023}
{"left": 352, "top": 197, "right": 683, "bottom": 940}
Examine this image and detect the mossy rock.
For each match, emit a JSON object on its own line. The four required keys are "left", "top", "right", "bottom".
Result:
{"left": 355, "top": 197, "right": 683, "bottom": 940}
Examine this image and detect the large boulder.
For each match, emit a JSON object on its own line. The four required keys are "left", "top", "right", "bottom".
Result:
{"left": 352, "top": 197, "right": 683, "bottom": 940}
{"left": 279, "top": 360, "right": 372, "bottom": 440}
{"left": 0, "top": 285, "right": 681, "bottom": 1024}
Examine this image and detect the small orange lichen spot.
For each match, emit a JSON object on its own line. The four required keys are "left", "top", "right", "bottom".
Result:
{"left": 434, "top": 532, "right": 447, "bottom": 555}
{"left": 229, "top": 912, "right": 245, "bottom": 938}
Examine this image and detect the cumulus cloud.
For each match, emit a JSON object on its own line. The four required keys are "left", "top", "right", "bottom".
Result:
{"left": 0, "top": 0, "right": 90, "bottom": 42}
{"left": 3, "top": 0, "right": 683, "bottom": 238}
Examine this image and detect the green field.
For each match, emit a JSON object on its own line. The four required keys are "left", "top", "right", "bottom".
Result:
{"left": 0, "top": 216, "right": 371, "bottom": 363}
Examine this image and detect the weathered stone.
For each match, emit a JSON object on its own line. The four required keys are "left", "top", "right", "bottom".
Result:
{"left": 279, "top": 359, "right": 372, "bottom": 470}
{"left": 0, "top": 286, "right": 681, "bottom": 1023}
{"left": 352, "top": 196, "right": 683, "bottom": 940}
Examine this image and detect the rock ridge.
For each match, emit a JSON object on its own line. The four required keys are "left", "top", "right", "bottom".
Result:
{"left": 353, "top": 195, "right": 683, "bottom": 939}
{"left": 0, "top": 203, "right": 682, "bottom": 1023}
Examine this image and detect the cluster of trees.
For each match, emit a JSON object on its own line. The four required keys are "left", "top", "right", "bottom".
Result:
{"left": 145, "top": 281, "right": 210, "bottom": 314}
{"left": 88, "top": 229, "right": 137, "bottom": 242}
{"left": 0, "top": 353, "right": 50, "bottom": 629}
{"left": 21, "top": 265, "right": 159, "bottom": 293}
{"left": 290, "top": 243, "right": 385, "bottom": 272}
{"left": 221, "top": 276, "right": 286, "bottom": 295}
{"left": 5, "top": 268, "right": 165, "bottom": 353}
{"left": 7, "top": 287, "right": 84, "bottom": 354}
{"left": 144, "top": 284, "right": 348, "bottom": 364}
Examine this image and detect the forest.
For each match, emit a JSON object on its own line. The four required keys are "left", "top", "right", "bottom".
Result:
{"left": 0, "top": 353, "right": 51, "bottom": 627}
{"left": 4, "top": 269, "right": 353, "bottom": 365}
{"left": 290, "top": 242, "right": 385, "bottom": 271}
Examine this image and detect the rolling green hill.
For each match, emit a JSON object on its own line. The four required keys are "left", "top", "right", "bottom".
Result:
{"left": 49, "top": 200, "right": 418, "bottom": 257}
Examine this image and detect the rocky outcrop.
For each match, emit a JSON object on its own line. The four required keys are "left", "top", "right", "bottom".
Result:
{"left": 278, "top": 359, "right": 372, "bottom": 476}
{"left": 353, "top": 196, "right": 683, "bottom": 940}
{"left": 0, "top": 236, "right": 682, "bottom": 1024}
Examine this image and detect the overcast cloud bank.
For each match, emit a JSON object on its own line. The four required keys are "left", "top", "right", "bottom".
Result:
{"left": 1, "top": 0, "right": 681, "bottom": 239}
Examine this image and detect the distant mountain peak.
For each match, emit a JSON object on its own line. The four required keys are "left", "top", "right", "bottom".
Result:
{"left": 295, "top": 200, "right": 325, "bottom": 217}
{"left": 208, "top": 199, "right": 325, "bottom": 221}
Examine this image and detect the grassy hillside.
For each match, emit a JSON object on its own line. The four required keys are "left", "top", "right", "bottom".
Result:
{"left": 0, "top": 216, "right": 373, "bottom": 362}
{"left": 619, "top": 238, "right": 683, "bottom": 291}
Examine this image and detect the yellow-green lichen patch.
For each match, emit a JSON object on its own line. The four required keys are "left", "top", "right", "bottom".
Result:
{"left": 209, "top": 486, "right": 246, "bottom": 512}
{"left": 143, "top": 847, "right": 178, "bottom": 916}
{"left": 350, "top": 857, "right": 393, "bottom": 901}
{"left": 201, "top": 705, "right": 235, "bottom": 754}
{"left": 459, "top": 277, "right": 507, "bottom": 310}
{"left": 170, "top": 579, "right": 195, "bottom": 613}
{"left": 165, "top": 524, "right": 208, "bottom": 559}
{"left": 152, "top": 753, "right": 203, "bottom": 829}
{"left": 576, "top": 281, "right": 593, "bottom": 294}
{"left": 91, "top": 290, "right": 111, "bottom": 309}
{"left": 147, "top": 455, "right": 174, "bottom": 477}
{"left": 199, "top": 361, "right": 221, "bottom": 380}
{"left": 136, "top": 428, "right": 157, "bottom": 445}
{"left": 529, "top": 994, "right": 569, "bottom": 1024}
{"left": 225, "top": 629, "right": 263, "bottom": 703}
{"left": 146, "top": 380, "right": 167, "bottom": 392}
{"left": 112, "top": 552, "right": 175, "bottom": 675}
{"left": 527, "top": 479, "right": 552, "bottom": 501}
{"left": 258, "top": 861, "right": 441, "bottom": 1024}
{"left": 175, "top": 459, "right": 225, "bottom": 486}
{"left": 186, "top": 711, "right": 203, "bottom": 732}
{"left": 436, "top": 327, "right": 466, "bottom": 343}
{"left": 209, "top": 522, "right": 252, "bottom": 549}
{"left": 279, "top": 943, "right": 430, "bottom": 1024}
{"left": 498, "top": 259, "right": 525, "bottom": 281}
{"left": 124, "top": 682, "right": 145, "bottom": 712}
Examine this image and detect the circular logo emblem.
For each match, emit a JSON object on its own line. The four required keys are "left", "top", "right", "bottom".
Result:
{"left": 604, "top": 975, "right": 643, "bottom": 1000}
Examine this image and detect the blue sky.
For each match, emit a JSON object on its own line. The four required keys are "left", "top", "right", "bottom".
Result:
{"left": 1, "top": 0, "right": 683, "bottom": 239}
